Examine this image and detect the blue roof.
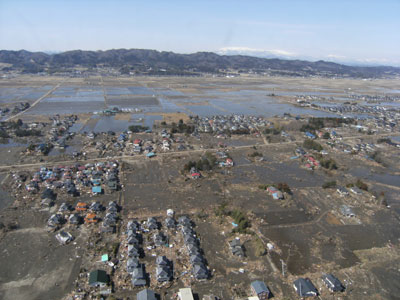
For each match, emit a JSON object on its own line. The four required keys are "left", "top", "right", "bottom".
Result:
{"left": 146, "top": 152, "right": 156, "bottom": 157}
{"left": 92, "top": 186, "right": 102, "bottom": 193}
{"left": 305, "top": 132, "right": 316, "bottom": 138}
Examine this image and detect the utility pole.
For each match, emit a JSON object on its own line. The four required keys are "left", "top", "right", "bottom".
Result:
{"left": 280, "top": 259, "right": 287, "bottom": 277}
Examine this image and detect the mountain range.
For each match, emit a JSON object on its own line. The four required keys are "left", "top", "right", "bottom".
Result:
{"left": 0, "top": 48, "right": 399, "bottom": 78}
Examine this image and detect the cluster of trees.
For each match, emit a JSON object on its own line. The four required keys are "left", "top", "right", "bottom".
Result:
{"left": 347, "top": 179, "right": 368, "bottom": 191}
{"left": 258, "top": 182, "right": 292, "bottom": 194}
{"left": 170, "top": 120, "right": 195, "bottom": 134}
{"left": 322, "top": 180, "right": 337, "bottom": 189}
{"left": 320, "top": 158, "right": 338, "bottom": 170}
{"left": 248, "top": 151, "right": 263, "bottom": 157}
{"left": 231, "top": 209, "right": 250, "bottom": 233}
{"left": 370, "top": 151, "right": 383, "bottom": 164}
{"left": 0, "top": 129, "right": 9, "bottom": 138}
{"left": 15, "top": 129, "right": 41, "bottom": 137}
{"left": 300, "top": 117, "right": 355, "bottom": 132}
{"left": 183, "top": 152, "right": 217, "bottom": 172}
{"left": 231, "top": 128, "right": 250, "bottom": 135}
{"left": 263, "top": 127, "right": 281, "bottom": 135}
{"left": 377, "top": 138, "right": 391, "bottom": 144}
{"left": 128, "top": 125, "right": 149, "bottom": 133}
{"left": 214, "top": 203, "right": 251, "bottom": 233}
{"left": 303, "top": 139, "right": 323, "bottom": 151}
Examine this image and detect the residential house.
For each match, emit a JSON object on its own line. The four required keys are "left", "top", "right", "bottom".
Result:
{"left": 165, "top": 217, "right": 176, "bottom": 228}
{"left": 337, "top": 187, "right": 349, "bottom": 196}
{"left": 293, "top": 278, "right": 318, "bottom": 298}
{"left": 47, "top": 214, "right": 64, "bottom": 228}
{"left": 88, "top": 270, "right": 109, "bottom": 287}
{"left": 58, "top": 202, "right": 71, "bottom": 213}
{"left": 154, "top": 232, "right": 167, "bottom": 247}
{"left": 178, "top": 288, "right": 194, "bottom": 300}
{"left": 137, "top": 289, "right": 157, "bottom": 300}
{"left": 92, "top": 186, "right": 102, "bottom": 195}
{"left": 85, "top": 213, "right": 98, "bottom": 224}
{"left": 321, "top": 274, "right": 345, "bottom": 292}
{"left": 90, "top": 201, "right": 102, "bottom": 212}
{"left": 128, "top": 244, "right": 141, "bottom": 258}
{"left": 69, "top": 213, "right": 82, "bottom": 225}
{"left": 131, "top": 264, "right": 146, "bottom": 286}
{"left": 55, "top": 231, "right": 74, "bottom": 245}
{"left": 250, "top": 280, "right": 270, "bottom": 300}
{"left": 156, "top": 265, "right": 172, "bottom": 282}
{"left": 75, "top": 202, "right": 88, "bottom": 212}
{"left": 340, "top": 205, "right": 355, "bottom": 217}
{"left": 350, "top": 187, "right": 363, "bottom": 195}
{"left": 193, "top": 263, "right": 208, "bottom": 280}
{"left": 147, "top": 217, "right": 158, "bottom": 230}
{"left": 229, "top": 238, "right": 245, "bottom": 257}
{"left": 126, "top": 258, "right": 140, "bottom": 273}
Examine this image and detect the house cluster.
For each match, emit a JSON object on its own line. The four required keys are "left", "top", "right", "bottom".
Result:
{"left": 47, "top": 200, "right": 120, "bottom": 239}
{"left": 191, "top": 114, "right": 269, "bottom": 134}
{"left": 24, "top": 161, "right": 119, "bottom": 200}
{"left": 101, "top": 201, "right": 119, "bottom": 233}
{"left": 294, "top": 147, "right": 320, "bottom": 170}
{"left": 217, "top": 151, "right": 234, "bottom": 167}
{"left": 178, "top": 216, "right": 209, "bottom": 280}
{"left": 125, "top": 220, "right": 146, "bottom": 287}
{"left": 293, "top": 274, "right": 344, "bottom": 298}
{"left": 304, "top": 154, "right": 320, "bottom": 170}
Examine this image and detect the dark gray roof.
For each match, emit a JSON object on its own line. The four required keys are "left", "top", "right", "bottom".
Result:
{"left": 321, "top": 274, "right": 345, "bottom": 292}
{"left": 132, "top": 264, "right": 146, "bottom": 286}
{"left": 193, "top": 263, "right": 208, "bottom": 279}
{"left": 251, "top": 280, "right": 270, "bottom": 294}
{"left": 89, "top": 269, "right": 108, "bottom": 286}
{"left": 137, "top": 289, "right": 157, "bottom": 300}
{"left": 293, "top": 278, "right": 318, "bottom": 297}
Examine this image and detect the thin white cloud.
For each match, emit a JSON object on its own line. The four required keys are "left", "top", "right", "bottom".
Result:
{"left": 218, "top": 46, "right": 296, "bottom": 57}
{"left": 326, "top": 54, "right": 346, "bottom": 59}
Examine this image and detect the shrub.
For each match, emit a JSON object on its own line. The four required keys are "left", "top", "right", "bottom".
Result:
{"left": 303, "top": 139, "right": 323, "bottom": 151}
{"left": 253, "top": 237, "right": 266, "bottom": 256}
{"left": 320, "top": 158, "right": 338, "bottom": 170}
{"left": 214, "top": 202, "right": 228, "bottom": 217}
{"left": 275, "top": 182, "right": 291, "bottom": 194}
{"left": 322, "top": 132, "right": 331, "bottom": 139}
{"left": 15, "top": 129, "right": 41, "bottom": 137}
{"left": 355, "top": 179, "right": 368, "bottom": 191}
{"left": 0, "top": 130, "right": 9, "bottom": 138}
{"left": 377, "top": 138, "right": 391, "bottom": 144}
{"left": 370, "top": 151, "right": 383, "bottom": 164}
{"left": 322, "top": 181, "right": 337, "bottom": 189}
{"left": 230, "top": 209, "right": 250, "bottom": 233}
{"left": 249, "top": 151, "right": 263, "bottom": 157}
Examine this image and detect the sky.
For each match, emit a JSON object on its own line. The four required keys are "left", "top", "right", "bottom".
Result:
{"left": 0, "top": 0, "right": 399, "bottom": 66}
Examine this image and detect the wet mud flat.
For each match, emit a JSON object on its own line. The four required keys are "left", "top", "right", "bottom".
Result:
{"left": 0, "top": 207, "right": 84, "bottom": 300}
